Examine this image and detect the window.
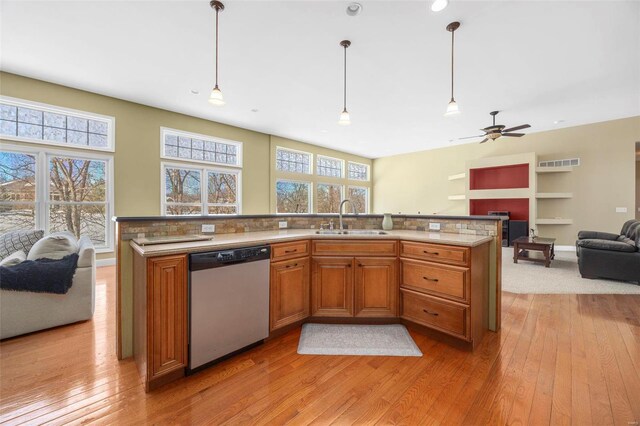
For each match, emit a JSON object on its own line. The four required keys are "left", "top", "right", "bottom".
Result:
{"left": 161, "top": 127, "right": 242, "bottom": 167}
{"left": 276, "top": 147, "right": 311, "bottom": 174}
{"left": 316, "top": 183, "right": 343, "bottom": 213}
{"left": 162, "top": 163, "right": 240, "bottom": 215}
{"left": 348, "top": 161, "right": 369, "bottom": 181}
{"left": 0, "top": 146, "right": 114, "bottom": 251}
{"left": 276, "top": 180, "right": 311, "bottom": 213}
{"left": 317, "top": 156, "right": 343, "bottom": 178}
{"left": 348, "top": 186, "right": 369, "bottom": 214}
{"left": 0, "top": 97, "right": 114, "bottom": 151}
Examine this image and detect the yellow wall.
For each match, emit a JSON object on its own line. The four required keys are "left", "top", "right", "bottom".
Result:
{"left": 636, "top": 158, "right": 640, "bottom": 220}
{"left": 373, "top": 116, "right": 640, "bottom": 245}
{"left": 269, "top": 135, "right": 372, "bottom": 214}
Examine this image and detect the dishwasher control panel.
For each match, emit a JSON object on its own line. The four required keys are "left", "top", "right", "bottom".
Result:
{"left": 190, "top": 245, "right": 270, "bottom": 271}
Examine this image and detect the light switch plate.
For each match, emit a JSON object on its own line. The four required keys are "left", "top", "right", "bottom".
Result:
{"left": 615, "top": 207, "right": 628, "bottom": 213}
{"left": 202, "top": 224, "right": 215, "bottom": 233}
{"left": 279, "top": 221, "right": 288, "bottom": 229}
{"left": 429, "top": 222, "right": 441, "bottom": 231}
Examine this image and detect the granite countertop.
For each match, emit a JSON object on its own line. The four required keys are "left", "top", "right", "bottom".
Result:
{"left": 114, "top": 214, "right": 506, "bottom": 222}
{"left": 130, "top": 229, "right": 494, "bottom": 257}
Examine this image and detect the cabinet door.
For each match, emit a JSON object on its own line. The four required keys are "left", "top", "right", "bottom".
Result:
{"left": 311, "top": 257, "right": 354, "bottom": 317}
{"left": 270, "top": 257, "right": 310, "bottom": 331}
{"left": 148, "top": 255, "right": 188, "bottom": 381}
{"left": 354, "top": 257, "right": 398, "bottom": 317}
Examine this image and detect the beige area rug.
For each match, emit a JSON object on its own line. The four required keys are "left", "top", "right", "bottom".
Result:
{"left": 297, "top": 324, "right": 422, "bottom": 357}
{"left": 502, "top": 247, "right": 640, "bottom": 294}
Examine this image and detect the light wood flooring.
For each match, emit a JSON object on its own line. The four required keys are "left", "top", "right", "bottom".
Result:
{"left": 1, "top": 266, "right": 639, "bottom": 425}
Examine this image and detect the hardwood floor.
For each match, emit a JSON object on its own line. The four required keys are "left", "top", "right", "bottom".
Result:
{"left": 1, "top": 266, "right": 639, "bottom": 425}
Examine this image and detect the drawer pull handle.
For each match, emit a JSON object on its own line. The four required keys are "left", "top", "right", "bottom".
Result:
{"left": 284, "top": 249, "right": 298, "bottom": 253}
{"left": 358, "top": 264, "right": 363, "bottom": 267}
{"left": 423, "top": 276, "right": 439, "bottom": 282}
{"left": 423, "top": 250, "right": 439, "bottom": 255}
{"left": 285, "top": 263, "right": 298, "bottom": 268}
{"left": 423, "top": 309, "right": 439, "bottom": 316}
{"left": 347, "top": 264, "right": 352, "bottom": 268}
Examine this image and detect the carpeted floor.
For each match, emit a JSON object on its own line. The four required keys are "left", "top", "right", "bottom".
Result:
{"left": 502, "top": 247, "right": 640, "bottom": 294}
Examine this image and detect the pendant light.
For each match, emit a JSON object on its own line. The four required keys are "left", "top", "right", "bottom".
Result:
{"left": 338, "top": 40, "right": 351, "bottom": 125}
{"left": 444, "top": 21, "right": 461, "bottom": 116}
{"left": 209, "top": 1, "right": 225, "bottom": 106}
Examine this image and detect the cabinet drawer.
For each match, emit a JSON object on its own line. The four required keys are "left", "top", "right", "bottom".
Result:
{"left": 401, "top": 289, "right": 469, "bottom": 340}
{"left": 401, "top": 259, "right": 469, "bottom": 303}
{"left": 271, "top": 240, "right": 309, "bottom": 261}
{"left": 400, "top": 241, "right": 469, "bottom": 266}
{"left": 312, "top": 240, "right": 397, "bottom": 257}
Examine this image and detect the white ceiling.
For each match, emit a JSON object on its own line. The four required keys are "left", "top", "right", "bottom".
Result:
{"left": 1, "top": 0, "right": 639, "bottom": 158}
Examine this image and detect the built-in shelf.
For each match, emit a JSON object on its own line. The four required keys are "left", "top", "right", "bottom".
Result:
{"left": 448, "top": 195, "right": 466, "bottom": 200}
{"left": 535, "top": 166, "right": 573, "bottom": 173}
{"left": 535, "top": 192, "right": 573, "bottom": 199}
{"left": 448, "top": 172, "right": 466, "bottom": 181}
{"left": 468, "top": 188, "right": 530, "bottom": 200}
{"left": 535, "top": 218, "right": 574, "bottom": 225}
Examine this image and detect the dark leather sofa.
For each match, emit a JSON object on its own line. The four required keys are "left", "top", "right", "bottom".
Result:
{"left": 576, "top": 220, "right": 640, "bottom": 284}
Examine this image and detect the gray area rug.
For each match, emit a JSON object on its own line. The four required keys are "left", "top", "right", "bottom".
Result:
{"left": 297, "top": 323, "right": 422, "bottom": 357}
{"left": 502, "top": 247, "right": 640, "bottom": 294}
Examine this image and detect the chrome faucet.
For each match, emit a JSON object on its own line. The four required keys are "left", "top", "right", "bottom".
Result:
{"left": 339, "top": 199, "right": 358, "bottom": 231}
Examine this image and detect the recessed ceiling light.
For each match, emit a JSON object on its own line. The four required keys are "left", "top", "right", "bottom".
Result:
{"left": 431, "top": 0, "right": 449, "bottom": 12}
{"left": 554, "top": 119, "right": 565, "bottom": 124}
{"left": 346, "top": 3, "right": 362, "bottom": 16}
{"left": 251, "top": 108, "right": 259, "bottom": 112}
{"left": 190, "top": 89, "right": 199, "bottom": 95}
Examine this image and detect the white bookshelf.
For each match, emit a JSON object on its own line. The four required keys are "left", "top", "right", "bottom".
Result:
{"left": 448, "top": 172, "right": 466, "bottom": 181}
{"left": 448, "top": 194, "right": 466, "bottom": 200}
{"left": 536, "top": 166, "right": 573, "bottom": 173}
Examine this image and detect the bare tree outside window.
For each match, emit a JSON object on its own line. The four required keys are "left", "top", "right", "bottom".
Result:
{"left": 348, "top": 186, "right": 368, "bottom": 214}
{"left": 207, "top": 171, "right": 238, "bottom": 214}
{"left": 49, "top": 157, "right": 107, "bottom": 245}
{"left": 165, "top": 167, "right": 202, "bottom": 215}
{"left": 276, "top": 180, "right": 310, "bottom": 213}
{"left": 0, "top": 151, "right": 37, "bottom": 233}
{"left": 317, "top": 183, "right": 342, "bottom": 213}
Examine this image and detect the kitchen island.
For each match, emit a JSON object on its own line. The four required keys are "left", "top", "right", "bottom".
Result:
{"left": 126, "top": 226, "right": 495, "bottom": 391}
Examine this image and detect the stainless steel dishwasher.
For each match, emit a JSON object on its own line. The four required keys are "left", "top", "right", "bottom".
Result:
{"left": 188, "top": 245, "right": 270, "bottom": 373}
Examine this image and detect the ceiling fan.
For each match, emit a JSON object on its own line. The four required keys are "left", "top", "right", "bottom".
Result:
{"left": 459, "top": 111, "right": 531, "bottom": 144}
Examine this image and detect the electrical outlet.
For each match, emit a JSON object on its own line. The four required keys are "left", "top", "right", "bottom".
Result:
{"left": 202, "top": 224, "right": 215, "bottom": 233}
{"left": 615, "top": 207, "right": 628, "bottom": 213}
{"left": 279, "top": 221, "right": 288, "bottom": 229}
{"left": 429, "top": 222, "right": 441, "bottom": 231}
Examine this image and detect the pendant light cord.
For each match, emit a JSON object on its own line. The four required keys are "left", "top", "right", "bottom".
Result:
{"left": 450, "top": 29, "right": 454, "bottom": 101}
{"left": 215, "top": 7, "right": 219, "bottom": 88}
{"left": 343, "top": 44, "right": 347, "bottom": 112}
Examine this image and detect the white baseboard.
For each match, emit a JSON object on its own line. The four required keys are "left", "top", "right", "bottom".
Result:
{"left": 96, "top": 258, "right": 116, "bottom": 267}
{"left": 554, "top": 245, "right": 576, "bottom": 252}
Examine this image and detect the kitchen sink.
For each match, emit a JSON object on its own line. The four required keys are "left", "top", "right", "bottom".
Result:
{"left": 314, "top": 230, "right": 387, "bottom": 235}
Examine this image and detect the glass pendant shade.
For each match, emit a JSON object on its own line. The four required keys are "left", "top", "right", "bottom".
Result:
{"left": 338, "top": 110, "right": 351, "bottom": 126}
{"left": 209, "top": 86, "right": 225, "bottom": 106}
{"left": 444, "top": 99, "right": 460, "bottom": 116}
{"left": 431, "top": 0, "right": 448, "bottom": 12}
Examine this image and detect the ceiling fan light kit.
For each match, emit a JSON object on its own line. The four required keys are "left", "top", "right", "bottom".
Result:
{"left": 459, "top": 110, "right": 532, "bottom": 144}
{"left": 444, "top": 21, "right": 461, "bottom": 117}
{"left": 338, "top": 39, "right": 352, "bottom": 126}
{"left": 208, "top": 0, "right": 225, "bottom": 107}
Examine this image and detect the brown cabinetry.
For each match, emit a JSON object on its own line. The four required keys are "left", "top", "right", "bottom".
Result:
{"left": 270, "top": 257, "right": 310, "bottom": 330}
{"left": 399, "top": 240, "right": 488, "bottom": 348}
{"left": 311, "top": 241, "right": 398, "bottom": 318}
{"left": 134, "top": 253, "right": 188, "bottom": 391}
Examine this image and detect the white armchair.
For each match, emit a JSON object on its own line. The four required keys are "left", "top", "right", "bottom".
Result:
{"left": 0, "top": 236, "right": 96, "bottom": 340}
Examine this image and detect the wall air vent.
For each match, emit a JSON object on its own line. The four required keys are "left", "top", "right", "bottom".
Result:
{"left": 538, "top": 158, "right": 580, "bottom": 167}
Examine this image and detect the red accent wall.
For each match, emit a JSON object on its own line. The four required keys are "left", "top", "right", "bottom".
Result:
{"left": 469, "top": 198, "right": 530, "bottom": 221}
{"left": 469, "top": 163, "right": 529, "bottom": 190}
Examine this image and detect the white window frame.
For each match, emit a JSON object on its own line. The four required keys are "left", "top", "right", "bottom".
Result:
{"left": 275, "top": 178, "right": 312, "bottom": 214}
{"left": 160, "top": 127, "right": 243, "bottom": 168}
{"left": 275, "top": 146, "right": 313, "bottom": 175}
{"left": 0, "top": 143, "right": 115, "bottom": 252}
{"left": 347, "top": 185, "right": 370, "bottom": 214}
{"left": 161, "top": 161, "right": 242, "bottom": 216}
{"left": 0, "top": 96, "right": 115, "bottom": 153}
{"left": 347, "top": 161, "right": 370, "bottom": 182}
{"left": 316, "top": 155, "right": 344, "bottom": 178}
{"left": 316, "top": 182, "right": 344, "bottom": 214}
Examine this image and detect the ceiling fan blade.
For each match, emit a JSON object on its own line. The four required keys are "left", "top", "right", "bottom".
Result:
{"left": 479, "top": 138, "right": 489, "bottom": 144}
{"left": 502, "top": 132, "right": 525, "bottom": 137}
{"left": 458, "top": 135, "right": 485, "bottom": 140}
{"left": 502, "top": 124, "right": 530, "bottom": 133}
